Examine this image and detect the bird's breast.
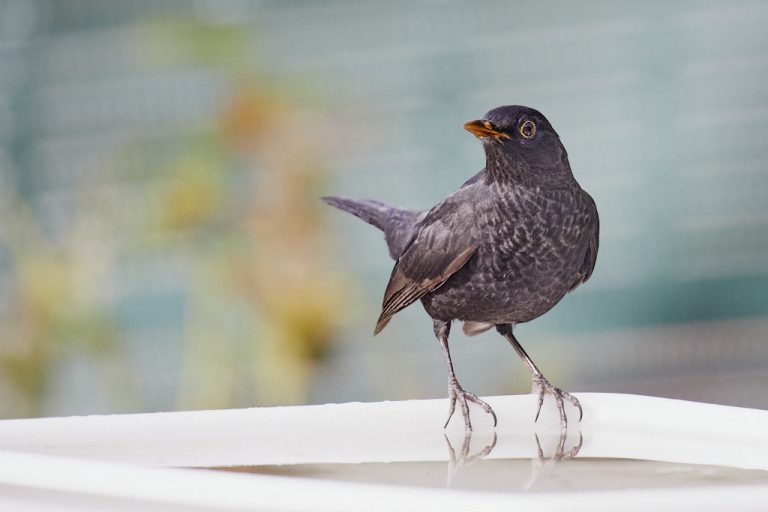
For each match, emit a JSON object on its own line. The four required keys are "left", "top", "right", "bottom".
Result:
{"left": 432, "top": 190, "right": 588, "bottom": 320}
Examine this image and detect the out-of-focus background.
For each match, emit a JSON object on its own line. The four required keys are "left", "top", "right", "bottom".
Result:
{"left": 0, "top": 0, "right": 767, "bottom": 419}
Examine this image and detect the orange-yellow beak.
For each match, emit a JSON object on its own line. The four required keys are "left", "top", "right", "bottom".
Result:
{"left": 463, "top": 119, "right": 509, "bottom": 140}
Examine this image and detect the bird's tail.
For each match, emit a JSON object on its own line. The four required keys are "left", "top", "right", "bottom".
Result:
{"left": 321, "top": 196, "right": 421, "bottom": 259}
{"left": 321, "top": 197, "right": 396, "bottom": 231}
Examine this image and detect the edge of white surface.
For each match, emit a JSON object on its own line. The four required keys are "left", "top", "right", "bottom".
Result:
{"left": 1, "top": 449, "right": 768, "bottom": 512}
{"left": 0, "top": 393, "right": 766, "bottom": 470}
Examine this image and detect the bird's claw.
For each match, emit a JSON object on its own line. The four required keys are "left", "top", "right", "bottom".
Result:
{"left": 532, "top": 374, "right": 582, "bottom": 428}
{"left": 444, "top": 379, "right": 497, "bottom": 432}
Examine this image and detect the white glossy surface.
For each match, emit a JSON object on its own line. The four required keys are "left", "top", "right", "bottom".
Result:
{"left": 0, "top": 393, "right": 766, "bottom": 511}
{"left": 0, "top": 393, "right": 766, "bottom": 468}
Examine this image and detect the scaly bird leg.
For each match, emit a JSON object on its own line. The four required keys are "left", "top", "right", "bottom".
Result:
{"left": 496, "top": 324, "right": 582, "bottom": 428}
{"left": 434, "top": 320, "right": 497, "bottom": 432}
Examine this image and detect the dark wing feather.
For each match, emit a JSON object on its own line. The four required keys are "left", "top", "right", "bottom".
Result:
{"left": 374, "top": 198, "right": 478, "bottom": 335}
{"left": 579, "top": 191, "right": 599, "bottom": 284}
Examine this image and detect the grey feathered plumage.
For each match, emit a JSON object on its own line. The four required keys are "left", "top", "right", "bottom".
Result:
{"left": 323, "top": 105, "right": 599, "bottom": 431}
{"left": 323, "top": 106, "right": 598, "bottom": 336}
{"left": 319, "top": 197, "right": 424, "bottom": 260}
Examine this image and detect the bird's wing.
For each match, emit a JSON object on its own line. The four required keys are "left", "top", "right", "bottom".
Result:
{"left": 374, "top": 198, "right": 478, "bottom": 335}
{"left": 579, "top": 192, "right": 600, "bottom": 283}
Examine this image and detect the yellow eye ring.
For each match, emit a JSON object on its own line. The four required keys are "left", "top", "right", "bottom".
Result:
{"left": 519, "top": 120, "right": 536, "bottom": 139}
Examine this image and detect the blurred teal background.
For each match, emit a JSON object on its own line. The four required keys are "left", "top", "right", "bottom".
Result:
{"left": 0, "top": 0, "right": 767, "bottom": 418}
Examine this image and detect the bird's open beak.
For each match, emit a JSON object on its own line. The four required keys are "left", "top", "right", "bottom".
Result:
{"left": 463, "top": 119, "right": 509, "bottom": 140}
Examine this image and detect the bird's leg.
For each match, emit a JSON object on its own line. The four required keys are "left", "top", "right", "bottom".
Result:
{"left": 434, "top": 320, "right": 497, "bottom": 432}
{"left": 496, "top": 324, "right": 582, "bottom": 428}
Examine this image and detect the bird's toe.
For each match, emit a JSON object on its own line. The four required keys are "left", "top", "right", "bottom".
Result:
{"left": 532, "top": 375, "right": 580, "bottom": 429}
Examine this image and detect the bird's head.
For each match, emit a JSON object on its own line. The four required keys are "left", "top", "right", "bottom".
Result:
{"left": 464, "top": 105, "right": 574, "bottom": 186}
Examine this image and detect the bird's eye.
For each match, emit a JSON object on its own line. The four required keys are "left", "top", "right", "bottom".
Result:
{"left": 519, "top": 120, "right": 536, "bottom": 139}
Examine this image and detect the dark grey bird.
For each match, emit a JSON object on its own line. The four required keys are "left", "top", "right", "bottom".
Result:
{"left": 323, "top": 105, "right": 599, "bottom": 431}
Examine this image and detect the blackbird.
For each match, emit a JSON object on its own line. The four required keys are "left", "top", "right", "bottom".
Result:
{"left": 323, "top": 105, "right": 599, "bottom": 431}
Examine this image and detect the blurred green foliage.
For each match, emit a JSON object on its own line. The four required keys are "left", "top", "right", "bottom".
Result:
{"left": 0, "top": 4, "right": 351, "bottom": 417}
{"left": 2, "top": 1, "right": 768, "bottom": 417}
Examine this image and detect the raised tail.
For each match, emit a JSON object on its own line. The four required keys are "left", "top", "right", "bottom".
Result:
{"left": 322, "top": 196, "right": 422, "bottom": 259}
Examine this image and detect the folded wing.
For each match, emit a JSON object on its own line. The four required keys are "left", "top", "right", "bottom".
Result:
{"left": 374, "top": 200, "right": 478, "bottom": 334}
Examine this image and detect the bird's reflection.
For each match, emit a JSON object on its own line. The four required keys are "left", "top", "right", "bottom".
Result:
{"left": 444, "top": 430, "right": 497, "bottom": 488}
{"left": 523, "top": 428, "right": 583, "bottom": 491}
{"left": 443, "top": 426, "right": 582, "bottom": 490}
{"left": 535, "top": 429, "right": 583, "bottom": 461}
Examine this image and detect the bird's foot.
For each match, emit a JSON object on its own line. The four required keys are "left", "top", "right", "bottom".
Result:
{"left": 532, "top": 373, "right": 582, "bottom": 428}
{"left": 444, "top": 379, "right": 497, "bottom": 432}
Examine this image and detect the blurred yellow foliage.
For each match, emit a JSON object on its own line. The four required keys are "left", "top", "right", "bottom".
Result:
{"left": 162, "top": 154, "right": 224, "bottom": 231}
{"left": 0, "top": 14, "right": 352, "bottom": 417}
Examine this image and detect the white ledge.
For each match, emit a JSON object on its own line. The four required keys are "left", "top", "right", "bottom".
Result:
{"left": 0, "top": 393, "right": 766, "bottom": 469}
{"left": 0, "top": 393, "right": 766, "bottom": 512}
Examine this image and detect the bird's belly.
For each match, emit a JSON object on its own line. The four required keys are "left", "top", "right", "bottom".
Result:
{"left": 421, "top": 256, "right": 578, "bottom": 324}
{"left": 420, "top": 192, "right": 594, "bottom": 325}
